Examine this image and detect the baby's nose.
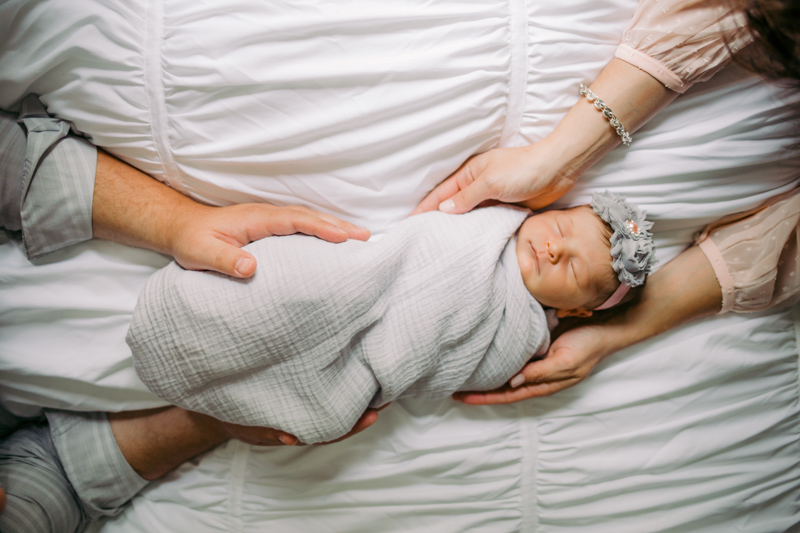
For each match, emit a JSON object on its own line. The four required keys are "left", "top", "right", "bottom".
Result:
{"left": 546, "top": 240, "right": 562, "bottom": 263}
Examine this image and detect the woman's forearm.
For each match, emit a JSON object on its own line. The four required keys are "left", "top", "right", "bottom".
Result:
{"left": 416, "top": 58, "right": 678, "bottom": 214}
{"left": 599, "top": 245, "right": 723, "bottom": 353}
{"left": 455, "top": 245, "right": 723, "bottom": 404}
{"left": 538, "top": 58, "right": 678, "bottom": 188}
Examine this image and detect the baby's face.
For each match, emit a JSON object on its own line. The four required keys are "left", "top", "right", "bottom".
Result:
{"left": 516, "top": 206, "right": 615, "bottom": 314}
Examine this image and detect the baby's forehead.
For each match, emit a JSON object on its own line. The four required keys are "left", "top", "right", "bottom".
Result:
{"left": 560, "top": 205, "right": 611, "bottom": 237}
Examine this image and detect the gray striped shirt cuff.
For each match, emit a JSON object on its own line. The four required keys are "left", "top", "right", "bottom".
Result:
{"left": 1, "top": 94, "right": 96, "bottom": 259}
{"left": 46, "top": 410, "right": 150, "bottom": 520}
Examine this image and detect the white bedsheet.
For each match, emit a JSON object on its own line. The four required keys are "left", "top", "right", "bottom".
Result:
{"left": 1, "top": 0, "right": 799, "bottom": 530}
{"left": 96, "top": 309, "right": 800, "bottom": 533}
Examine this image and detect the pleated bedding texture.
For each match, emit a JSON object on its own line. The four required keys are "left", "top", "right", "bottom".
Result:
{"left": 0, "top": 0, "right": 799, "bottom": 531}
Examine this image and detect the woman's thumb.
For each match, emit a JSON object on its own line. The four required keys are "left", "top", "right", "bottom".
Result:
{"left": 438, "top": 180, "right": 488, "bottom": 214}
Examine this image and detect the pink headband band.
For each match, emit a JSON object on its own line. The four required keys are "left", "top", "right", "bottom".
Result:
{"left": 594, "top": 283, "right": 630, "bottom": 311}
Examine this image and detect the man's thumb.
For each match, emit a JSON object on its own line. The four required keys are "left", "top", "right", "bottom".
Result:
{"left": 178, "top": 240, "right": 258, "bottom": 278}
{"left": 231, "top": 252, "right": 257, "bottom": 278}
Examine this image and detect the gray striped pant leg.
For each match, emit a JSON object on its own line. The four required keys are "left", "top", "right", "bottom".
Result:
{"left": 45, "top": 411, "right": 150, "bottom": 521}
{"left": 0, "top": 422, "right": 86, "bottom": 533}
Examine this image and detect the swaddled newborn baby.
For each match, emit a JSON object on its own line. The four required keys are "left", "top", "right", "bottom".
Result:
{"left": 127, "top": 192, "right": 654, "bottom": 443}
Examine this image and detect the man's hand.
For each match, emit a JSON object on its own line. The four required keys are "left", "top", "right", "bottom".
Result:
{"left": 168, "top": 203, "right": 370, "bottom": 278}
{"left": 93, "top": 150, "right": 370, "bottom": 278}
{"left": 216, "top": 408, "right": 381, "bottom": 446}
{"left": 110, "top": 407, "right": 383, "bottom": 481}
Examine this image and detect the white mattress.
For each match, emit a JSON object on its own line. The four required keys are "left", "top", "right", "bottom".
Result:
{"left": 1, "top": 0, "right": 799, "bottom": 531}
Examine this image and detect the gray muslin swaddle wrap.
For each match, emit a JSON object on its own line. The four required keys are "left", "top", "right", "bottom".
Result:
{"left": 127, "top": 206, "right": 549, "bottom": 443}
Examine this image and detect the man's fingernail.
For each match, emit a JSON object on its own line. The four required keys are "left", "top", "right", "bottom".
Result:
{"left": 278, "top": 435, "right": 294, "bottom": 446}
{"left": 439, "top": 199, "right": 455, "bottom": 213}
{"left": 510, "top": 374, "right": 526, "bottom": 388}
{"left": 234, "top": 257, "right": 254, "bottom": 276}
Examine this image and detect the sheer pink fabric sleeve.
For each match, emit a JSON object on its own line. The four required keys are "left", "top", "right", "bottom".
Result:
{"left": 615, "top": 0, "right": 752, "bottom": 93}
{"left": 696, "top": 187, "right": 800, "bottom": 314}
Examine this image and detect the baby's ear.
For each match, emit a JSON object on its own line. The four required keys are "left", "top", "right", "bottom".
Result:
{"left": 556, "top": 308, "right": 593, "bottom": 319}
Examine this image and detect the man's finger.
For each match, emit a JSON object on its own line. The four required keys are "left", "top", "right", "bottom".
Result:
{"left": 309, "top": 211, "right": 371, "bottom": 241}
{"left": 254, "top": 209, "right": 370, "bottom": 243}
{"left": 219, "top": 421, "right": 289, "bottom": 446}
{"left": 318, "top": 409, "right": 380, "bottom": 445}
{"left": 276, "top": 432, "right": 300, "bottom": 446}
{"left": 244, "top": 209, "right": 350, "bottom": 243}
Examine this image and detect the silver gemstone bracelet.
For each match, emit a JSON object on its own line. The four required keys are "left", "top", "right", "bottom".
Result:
{"left": 579, "top": 83, "right": 632, "bottom": 146}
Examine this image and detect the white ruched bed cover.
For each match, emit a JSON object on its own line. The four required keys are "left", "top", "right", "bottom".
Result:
{"left": 0, "top": 0, "right": 799, "bottom": 531}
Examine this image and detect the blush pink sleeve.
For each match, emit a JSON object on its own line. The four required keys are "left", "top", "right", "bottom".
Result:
{"left": 615, "top": 0, "right": 752, "bottom": 93}
{"left": 697, "top": 188, "right": 800, "bottom": 314}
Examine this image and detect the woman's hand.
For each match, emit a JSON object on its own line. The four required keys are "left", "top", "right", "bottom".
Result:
{"left": 454, "top": 246, "right": 724, "bottom": 405}
{"left": 453, "top": 319, "right": 611, "bottom": 404}
{"left": 411, "top": 142, "right": 576, "bottom": 216}
{"left": 412, "top": 59, "right": 677, "bottom": 218}
{"left": 167, "top": 203, "right": 370, "bottom": 278}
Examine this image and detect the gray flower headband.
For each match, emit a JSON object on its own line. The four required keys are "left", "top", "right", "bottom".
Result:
{"left": 590, "top": 190, "right": 656, "bottom": 291}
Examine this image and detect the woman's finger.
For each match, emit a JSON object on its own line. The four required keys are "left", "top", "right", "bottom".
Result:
{"left": 305, "top": 210, "right": 371, "bottom": 241}
{"left": 507, "top": 349, "right": 583, "bottom": 388}
{"left": 437, "top": 176, "right": 490, "bottom": 215}
{"left": 410, "top": 174, "right": 463, "bottom": 216}
{"left": 453, "top": 341, "right": 595, "bottom": 405}
{"left": 453, "top": 378, "right": 578, "bottom": 405}
{"left": 431, "top": 161, "right": 487, "bottom": 215}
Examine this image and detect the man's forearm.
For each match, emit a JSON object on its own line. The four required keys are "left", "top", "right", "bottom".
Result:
{"left": 92, "top": 150, "right": 207, "bottom": 258}
{"left": 108, "top": 406, "right": 378, "bottom": 480}
{"left": 108, "top": 408, "right": 228, "bottom": 481}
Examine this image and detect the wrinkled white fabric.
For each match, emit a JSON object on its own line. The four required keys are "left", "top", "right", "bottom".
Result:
{"left": 1, "top": 0, "right": 800, "bottom": 531}
{"left": 128, "top": 207, "right": 547, "bottom": 443}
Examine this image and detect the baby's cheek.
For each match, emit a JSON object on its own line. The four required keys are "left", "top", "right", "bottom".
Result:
{"left": 516, "top": 248, "right": 531, "bottom": 274}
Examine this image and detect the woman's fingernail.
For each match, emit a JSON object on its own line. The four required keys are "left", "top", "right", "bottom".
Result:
{"left": 234, "top": 257, "right": 254, "bottom": 276}
{"left": 278, "top": 435, "right": 294, "bottom": 446}
{"left": 439, "top": 199, "right": 455, "bottom": 213}
{"left": 510, "top": 374, "right": 526, "bottom": 388}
